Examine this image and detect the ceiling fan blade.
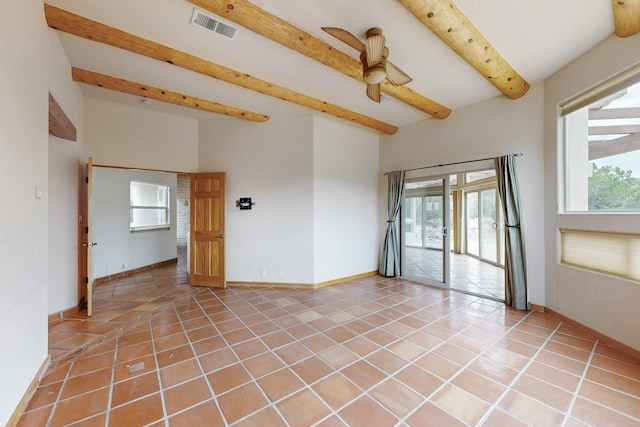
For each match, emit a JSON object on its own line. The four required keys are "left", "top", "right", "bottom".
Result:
{"left": 365, "top": 28, "right": 385, "bottom": 66}
{"left": 321, "top": 27, "right": 365, "bottom": 52}
{"left": 386, "top": 61, "right": 413, "bottom": 86}
{"left": 366, "top": 83, "right": 381, "bottom": 103}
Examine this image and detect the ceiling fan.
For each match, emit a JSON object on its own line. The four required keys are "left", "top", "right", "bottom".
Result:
{"left": 322, "top": 26, "right": 412, "bottom": 103}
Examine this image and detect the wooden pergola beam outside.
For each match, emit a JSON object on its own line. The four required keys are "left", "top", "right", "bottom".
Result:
{"left": 72, "top": 68, "right": 270, "bottom": 122}
{"left": 589, "top": 133, "right": 640, "bottom": 160}
{"left": 589, "top": 124, "right": 640, "bottom": 135}
{"left": 44, "top": 4, "right": 398, "bottom": 135}
{"left": 187, "top": 0, "right": 451, "bottom": 119}
{"left": 397, "top": 0, "right": 530, "bottom": 99}
{"left": 589, "top": 107, "right": 640, "bottom": 120}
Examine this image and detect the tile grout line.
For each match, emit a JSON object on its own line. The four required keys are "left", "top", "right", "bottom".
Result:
{"left": 103, "top": 341, "right": 118, "bottom": 427}
{"left": 219, "top": 288, "right": 346, "bottom": 427}
{"left": 562, "top": 338, "right": 599, "bottom": 426}
{"left": 148, "top": 314, "right": 171, "bottom": 426}
{"left": 220, "top": 284, "right": 410, "bottom": 425}
{"left": 44, "top": 359, "right": 74, "bottom": 427}
{"left": 175, "top": 292, "right": 232, "bottom": 426}
{"left": 475, "top": 318, "right": 565, "bottom": 426}
{"left": 192, "top": 289, "right": 287, "bottom": 426}
{"left": 394, "top": 315, "right": 524, "bottom": 424}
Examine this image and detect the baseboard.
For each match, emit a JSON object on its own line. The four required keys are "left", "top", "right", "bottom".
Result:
{"left": 228, "top": 271, "right": 380, "bottom": 290}
{"left": 48, "top": 306, "right": 81, "bottom": 325}
{"left": 544, "top": 307, "right": 640, "bottom": 362}
{"left": 7, "top": 354, "right": 51, "bottom": 427}
{"left": 314, "top": 271, "right": 379, "bottom": 288}
{"left": 227, "top": 281, "right": 314, "bottom": 289}
{"left": 94, "top": 258, "right": 177, "bottom": 285}
{"left": 530, "top": 303, "right": 545, "bottom": 312}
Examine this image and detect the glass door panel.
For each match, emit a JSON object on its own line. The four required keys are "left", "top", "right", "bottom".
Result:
{"left": 404, "top": 197, "right": 423, "bottom": 247}
{"left": 424, "top": 195, "right": 443, "bottom": 250}
{"left": 480, "top": 189, "right": 497, "bottom": 263}
{"left": 402, "top": 178, "right": 447, "bottom": 285}
{"left": 466, "top": 192, "right": 479, "bottom": 256}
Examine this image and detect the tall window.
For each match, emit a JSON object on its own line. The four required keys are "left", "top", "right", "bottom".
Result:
{"left": 563, "top": 77, "right": 640, "bottom": 212}
{"left": 130, "top": 181, "right": 170, "bottom": 231}
{"left": 560, "top": 67, "right": 640, "bottom": 282}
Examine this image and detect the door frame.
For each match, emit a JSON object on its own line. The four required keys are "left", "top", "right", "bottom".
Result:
{"left": 78, "top": 164, "right": 226, "bottom": 314}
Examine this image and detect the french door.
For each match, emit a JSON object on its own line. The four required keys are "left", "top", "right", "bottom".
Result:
{"left": 402, "top": 177, "right": 451, "bottom": 286}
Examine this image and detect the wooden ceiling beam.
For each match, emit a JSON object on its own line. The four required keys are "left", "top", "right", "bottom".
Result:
{"left": 187, "top": 0, "right": 451, "bottom": 119}
{"left": 44, "top": 4, "right": 398, "bottom": 135}
{"left": 612, "top": 0, "right": 640, "bottom": 37}
{"left": 72, "top": 68, "right": 270, "bottom": 122}
{"left": 397, "top": 0, "right": 530, "bottom": 99}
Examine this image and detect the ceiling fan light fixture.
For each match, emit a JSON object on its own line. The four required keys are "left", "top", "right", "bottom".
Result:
{"left": 364, "top": 64, "right": 386, "bottom": 84}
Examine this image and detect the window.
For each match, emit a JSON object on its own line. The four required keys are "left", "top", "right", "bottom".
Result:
{"left": 465, "top": 170, "right": 495, "bottom": 184}
{"left": 563, "top": 72, "right": 640, "bottom": 212}
{"left": 130, "top": 181, "right": 170, "bottom": 231}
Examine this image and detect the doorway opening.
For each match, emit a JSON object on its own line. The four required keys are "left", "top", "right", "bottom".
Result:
{"left": 401, "top": 169, "right": 505, "bottom": 301}
{"left": 176, "top": 174, "right": 191, "bottom": 274}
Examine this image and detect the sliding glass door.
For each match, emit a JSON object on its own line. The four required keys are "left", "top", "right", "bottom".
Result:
{"left": 402, "top": 177, "right": 450, "bottom": 285}
{"left": 402, "top": 169, "right": 505, "bottom": 301}
{"left": 465, "top": 188, "right": 504, "bottom": 266}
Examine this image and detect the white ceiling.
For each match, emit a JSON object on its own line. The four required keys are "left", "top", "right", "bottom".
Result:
{"left": 47, "top": 0, "right": 614, "bottom": 130}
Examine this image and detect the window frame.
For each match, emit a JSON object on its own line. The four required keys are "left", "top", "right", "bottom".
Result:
{"left": 129, "top": 181, "right": 171, "bottom": 232}
{"left": 560, "top": 64, "right": 640, "bottom": 214}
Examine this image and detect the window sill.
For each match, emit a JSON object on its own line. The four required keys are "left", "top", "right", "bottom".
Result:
{"left": 558, "top": 212, "right": 640, "bottom": 235}
{"left": 130, "top": 225, "right": 170, "bottom": 232}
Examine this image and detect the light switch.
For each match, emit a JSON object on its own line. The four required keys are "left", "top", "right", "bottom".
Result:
{"left": 35, "top": 187, "right": 44, "bottom": 199}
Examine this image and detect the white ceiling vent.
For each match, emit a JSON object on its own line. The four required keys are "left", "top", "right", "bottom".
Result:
{"left": 191, "top": 8, "right": 239, "bottom": 41}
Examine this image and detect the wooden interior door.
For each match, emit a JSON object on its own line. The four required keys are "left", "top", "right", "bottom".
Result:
{"left": 190, "top": 173, "right": 226, "bottom": 288}
{"left": 78, "top": 158, "right": 95, "bottom": 316}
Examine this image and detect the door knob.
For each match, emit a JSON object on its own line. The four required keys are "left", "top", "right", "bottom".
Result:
{"left": 82, "top": 242, "right": 98, "bottom": 247}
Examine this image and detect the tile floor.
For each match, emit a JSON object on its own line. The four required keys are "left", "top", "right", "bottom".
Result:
{"left": 404, "top": 247, "right": 505, "bottom": 300}
{"left": 18, "top": 254, "right": 640, "bottom": 426}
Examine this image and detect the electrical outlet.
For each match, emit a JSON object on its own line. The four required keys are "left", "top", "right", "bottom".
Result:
{"left": 260, "top": 269, "right": 267, "bottom": 277}
{"left": 278, "top": 270, "right": 284, "bottom": 278}
{"left": 122, "top": 263, "right": 127, "bottom": 270}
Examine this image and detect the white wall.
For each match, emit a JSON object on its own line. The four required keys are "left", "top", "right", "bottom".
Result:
{"left": 48, "top": 28, "right": 85, "bottom": 315}
{"left": 0, "top": 0, "right": 67, "bottom": 423}
{"left": 84, "top": 98, "right": 199, "bottom": 172}
{"left": 381, "top": 84, "right": 546, "bottom": 305}
{"left": 92, "top": 168, "right": 177, "bottom": 278}
{"left": 199, "top": 116, "right": 315, "bottom": 284}
{"left": 544, "top": 34, "right": 640, "bottom": 349}
{"left": 313, "top": 116, "right": 380, "bottom": 283}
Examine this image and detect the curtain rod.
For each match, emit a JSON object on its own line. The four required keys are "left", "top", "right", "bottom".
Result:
{"left": 383, "top": 152, "right": 523, "bottom": 175}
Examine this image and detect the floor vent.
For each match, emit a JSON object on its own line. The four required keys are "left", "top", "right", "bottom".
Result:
{"left": 191, "top": 8, "right": 239, "bottom": 41}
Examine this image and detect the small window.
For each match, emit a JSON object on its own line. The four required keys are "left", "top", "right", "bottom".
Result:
{"left": 130, "top": 181, "right": 170, "bottom": 231}
{"left": 465, "top": 170, "right": 495, "bottom": 184}
{"left": 563, "top": 78, "right": 640, "bottom": 212}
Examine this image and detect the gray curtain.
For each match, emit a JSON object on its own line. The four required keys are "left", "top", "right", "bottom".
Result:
{"left": 379, "top": 170, "right": 405, "bottom": 276}
{"left": 495, "top": 155, "right": 528, "bottom": 310}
